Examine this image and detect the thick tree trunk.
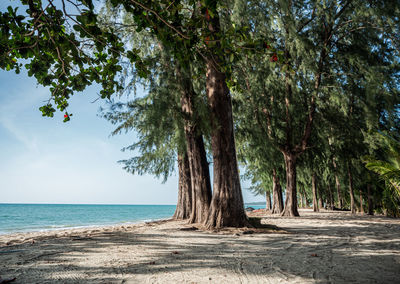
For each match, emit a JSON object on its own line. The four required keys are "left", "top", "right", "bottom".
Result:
{"left": 203, "top": 5, "right": 248, "bottom": 229}
{"left": 177, "top": 63, "right": 212, "bottom": 224}
{"left": 272, "top": 168, "right": 284, "bottom": 214}
{"left": 173, "top": 153, "right": 192, "bottom": 219}
{"left": 367, "top": 184, "right": 373, "bottom": 215}
{"left": 281, "top": 152, "right": 299, "bottom": 216}
{"left": 187, "top": 133, "right": 212, "bottom": 224}
{"left": 312, "top": 173, "right": 319, "bottom": 212}
{"left": 348, "top": 163, "right": 356, "bottom": 214}
{"left": 266, "top": 191, "right": 272, "bottom": 210}
{"left": 204, "top": 58, "right": 248, "bottom": 228}
{"left": 359, "top": 189, "right": 364, "bottom": 214}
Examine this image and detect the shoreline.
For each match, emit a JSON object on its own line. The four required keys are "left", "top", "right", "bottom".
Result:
{"left": 0, "top": 217, "right": 172, "bottom": 238}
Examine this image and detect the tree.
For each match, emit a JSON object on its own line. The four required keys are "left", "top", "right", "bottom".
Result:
{"left": 232, "top": 0, "right": 359, "bottom": 216}
{"left": 1, "top": 0, "right": 253, "bottom": 228}
{"left": 97, "top": 10, "right": 213, "bottom": 222}
{"left": 364, "top": 133, "right": 400, "bottom": 216}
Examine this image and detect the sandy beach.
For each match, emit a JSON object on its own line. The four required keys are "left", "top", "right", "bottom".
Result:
{"left": 1, "top": 209, "right": 399, "bottom": 283}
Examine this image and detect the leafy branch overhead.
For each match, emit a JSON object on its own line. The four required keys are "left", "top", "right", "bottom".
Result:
{"left": 1, "top": 0, "right": 143, "bottom": 119}
{"left": 1, "top": 0, "right": 281, "bottom": 121}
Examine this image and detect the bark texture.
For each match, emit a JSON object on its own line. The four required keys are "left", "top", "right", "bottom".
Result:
{"left": 187, "top": 133, "right": 212, "bottom": 224}
{"left": 173, "top": 154, "right": 192, "bottom": 220}
{"left": 281, "top": 153, "right": 299, "bottom": 216}
{"left": 177, "top": 63, "right": 212, "bottom": 224}
{"left": 272, "top": 169, "right": 284, "bottom": 214}
{"left": 204, "top": 9, "right": 248, "bottom": 228}
{"left": 312, "top": 173, "right": 319, "bottom": 212}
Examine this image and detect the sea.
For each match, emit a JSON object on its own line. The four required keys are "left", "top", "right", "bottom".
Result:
{"left": 0, "top": 203, "right": 265, "bottom": 234}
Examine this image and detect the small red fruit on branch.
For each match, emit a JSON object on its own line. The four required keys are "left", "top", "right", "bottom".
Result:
{"left": 64, "top": 114, "right": 68, "bottom": 118}
{"left": 205, "top": 9, "right": 210, "bottom": 21}
{"left": 270, "top": 53, "right": 278, "bottom": 62}
{"left": 263, "top": 42, "right": 270, "bottom": 49}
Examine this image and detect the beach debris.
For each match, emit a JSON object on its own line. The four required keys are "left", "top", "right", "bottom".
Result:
{"left": 180, "top": 226, "right": 198, "bottom": 231}
{"left": 172, "top": 251, "right": 180, "bottom": 254}
{"left": 310, "top": 253, "right": 318, "bottom": 257}
{"left": 0, "top": 277, "right": 16, "bottom": 283}
{"left": 148, "top": 261, "right": 156, "bottom": 265}
{"left": 242, "top": 230, "right": 254, "bottom": 235}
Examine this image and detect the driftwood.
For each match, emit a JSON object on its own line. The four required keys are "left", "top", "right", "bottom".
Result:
{"left": 0, "top": 277, "right": 16, "bottom": 283}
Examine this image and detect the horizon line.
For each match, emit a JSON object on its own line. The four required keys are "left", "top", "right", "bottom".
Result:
{"left": 0, "top": 202, "right": 176, "bottom": 206}
{"left": 0, "top": 202, "right": 264, "bottom": 206}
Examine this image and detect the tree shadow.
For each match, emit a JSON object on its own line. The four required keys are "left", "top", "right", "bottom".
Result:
{"left": 0, "top": 216, "right": 399, "bottom": 283}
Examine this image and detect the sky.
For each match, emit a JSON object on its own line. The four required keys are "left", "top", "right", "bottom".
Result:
{"left": 0, "top": 69, "right": 264, "bottom": 205}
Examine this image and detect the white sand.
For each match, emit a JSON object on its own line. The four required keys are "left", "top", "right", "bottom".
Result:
{"left": 0, "top": 209, "right": 399, "bottom": 283}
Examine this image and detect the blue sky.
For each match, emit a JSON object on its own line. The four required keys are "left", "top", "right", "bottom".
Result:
{"left": 0, "top": 68, "right": 263, "bottom": 205}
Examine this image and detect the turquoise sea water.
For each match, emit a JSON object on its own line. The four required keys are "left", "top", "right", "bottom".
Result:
{"left": 0, "top": 204, "right": 176, "bottom": 234}
{"left": 0, "top": 203, "right": 266, "bottom": 234}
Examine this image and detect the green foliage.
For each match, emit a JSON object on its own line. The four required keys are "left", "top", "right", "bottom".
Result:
{"left": 364, "top": 133, "right": 400, "bottom": 203}
{"left": 0, "top": 1, "right": 132, "bottom": 119}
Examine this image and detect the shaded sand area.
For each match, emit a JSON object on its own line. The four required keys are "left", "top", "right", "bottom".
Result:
{"left": 1, "top": 209, "right": 399, "bottom": 283}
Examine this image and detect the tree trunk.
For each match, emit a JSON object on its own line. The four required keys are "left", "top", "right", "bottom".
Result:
{"left": 328, "top": 184, "right": 334, "bottom": 209}
{"left": 173, "top": 153, "right": 192, "bottom": 219}
{"left": 272, "top": 168, "right": 284, "bottom": 214}
{"left": 305, "top": 188, "right": 310, "bottom": 208}
{"left": 187, "top": 133, "right": 212, "bottom": 224}
{"left": 203, "top": 10, "right": 248, "bottom": 228}
{"left": 204, "top": 58, "right": 248, "bottom": 228}
{"left": 318, "top": 186, "right": 324, "bottom": 210}
{"left": 359, "top": 189, "right": 364, "bottom": 214}
{"left": 348, "top": 163, "right": 356, "bottom": 214}
{"left": 335, "top": 175, "right": 343, "bottom": 209}
{"left": 312, "top": 173, "right": 319, "bottom": 212}
{"left": 266, "top": 191, "right": 272, "bottom": 210}
{"left": 367, "top": 184, "right": 373, "bottom": 215}
{"left": 332, "top": 158, "right": 343, "bottom": 209}
{"left": 177, "top": 63, "right": 212, "bottom": 224}
{"left": 300, "top": 189, "right": 304, "bottom": 208}
{"left": 281, "top": 152, "right": 299, "bottom": 216}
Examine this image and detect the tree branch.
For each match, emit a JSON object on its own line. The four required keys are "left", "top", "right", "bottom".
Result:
{"left": 129, "top": 0, "right": 190, "bottom": 40}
